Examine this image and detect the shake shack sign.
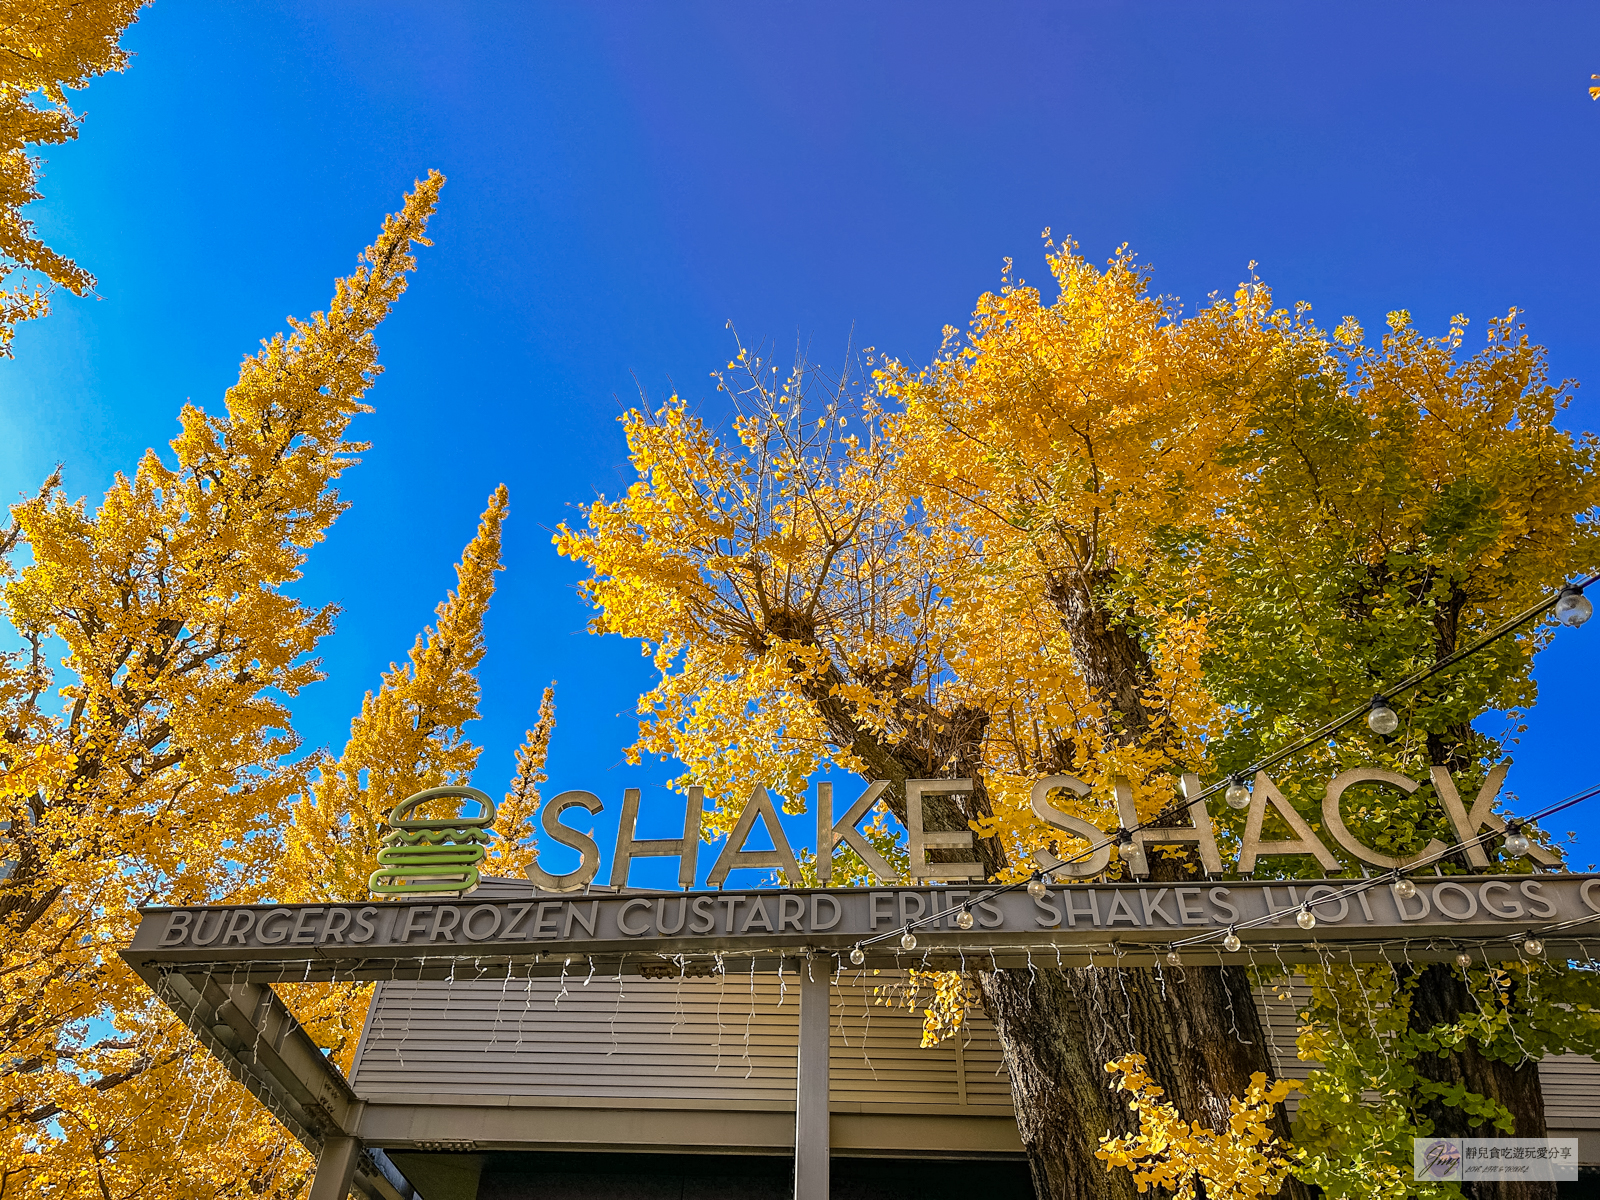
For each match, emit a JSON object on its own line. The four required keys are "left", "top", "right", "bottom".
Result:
{"left": 394, "top": 762, "right": 1560, "bottom": 898}
{"left": 125, "top": 764, "right": 1594, "bottom": 976}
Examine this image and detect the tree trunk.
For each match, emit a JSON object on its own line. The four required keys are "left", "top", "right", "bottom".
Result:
{"left": 774, "top": 606, "right": 1307, "bottom": 1197}
{"left": 1412, "top": 595, "right": 1552, "bottom": 1200}
{"left": 978, "top": 966, "right": 1140, "bottom": 1200}
{"left": 1407, "top": 963, "right": 1552, "bottom": 1200}
{"left": 929, "top": 789, "right": 1308, "bottom": 1199}
{"left": 1017, "top": 572, "right": 1309, "bottom": 1198}
{"left": 971, "top": 939, "right": 1306, "bottom": 1199}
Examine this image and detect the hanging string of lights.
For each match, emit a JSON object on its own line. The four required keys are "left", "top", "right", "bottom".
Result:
{"left": 1162, "top": 778, "right": 1600, "bottom": 960}
{"left": 846, "top": 573, "right": 1598, "bottom": 962}
{"left": 135, "top": 581, "right": 1600, "bottom": 989}
{"left": 160, "top": 865, "right": 1600, "bottom": 1015}
{"left": 852, "top": 776, "right": 1600, "bottom": 964}
{"left": 1210, "top": 571, "right": 1597, "bottom": 806}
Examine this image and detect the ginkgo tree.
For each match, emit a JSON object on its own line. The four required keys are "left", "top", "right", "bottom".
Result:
{"left": 0, "top": 173, "right": 447, "bottom": 1199}
{"left": 0, "top": 0, "right": 150, "bottom": 356}
{"left": 560, "top": 243, "right": 1600, "bottom": 1199}
{"left": 0, "top": 165, "right": 565, "bottom": 1199}
{"left": 1193, "top": 307, "right": 1600, "bottom": 1198}
{"left": 276, "top": 486, "right": 559, "bottom": 1078}
{"left": 282, "top": 484, "right": 514, "bottom": 907}
{"left": 558, "top": 254, "right": 1328, "bottom": 1199}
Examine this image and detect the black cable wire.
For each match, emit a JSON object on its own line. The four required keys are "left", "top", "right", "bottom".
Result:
{"left": 1019, "top": 573, "right": 1593, "bottom": 881}
{"left": 854, "top": 776, "right": 1600, "bottom": 959}
{"left": 850, "top": 574, "right": 1599, "bottom": 956}
{"left": 1167, "top": 779, "right": 1600, "bottom": 951}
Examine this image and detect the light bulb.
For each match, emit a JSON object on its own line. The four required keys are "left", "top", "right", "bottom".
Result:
{"left": 1027, "top": 874, "right": 1048, "bottom": 899}
{"left": 1556, "top": 586, "right": 1593, "bottom": 628}
{"left": 849, "top": 946, "right": 865, "bottom": 965}
{"left": 1224, "top": 777, "right": 1251, "bottom": 810}
{"left": 1394, "top": 876, "right": 1417, "bottom": 900}
{"left": 1367, "top": 696, "right": 1400, "bottom": 736}
{"left": 1166, "top": 950, "right": 1182, "bottom": 966}
{"left": 1296, "top": 907, "right": 1317, "bottom": 931}
{"left": 1523, "top": 937, "right": 1544, "bottom": 957}
{"left": 1504, "top": 828, "right": 1531, "bottom": 858}
{"left": 955, "top": 907, "right": 975, "bottom": 930}
{"left": 1223, "top": 930, "right": 1242, "bottom": 953}
{"left": 900, "top": 929, "right": 917, "bottom": 951}
{"left": 1456, "top": 953, "right": 1473, "bottom": 969}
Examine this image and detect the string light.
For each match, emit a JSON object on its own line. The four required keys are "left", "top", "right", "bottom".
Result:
{"left": 161, "top": 894, "right": 1597, "bottom": 1032}
{"left": 1026, "top": 575, "right": 1600, "bottom": 897}
{"left": 1504, "top": 823, "right": 1531, "bottom": 858}
{"left": 1556, "top": 584, "right": 1592, "bottom": 628}
{"left": 146, "top": 929, "right": 1563, "bottom": 1168}
{"left": 1171, "top": 779, "right": 1600, "bottom": 954}
{"left": 228, "top": 765, "right": 1582, "bottom": 992}
{"left": 839, "top": 576, "right": 1597, "bottom": 958}
{"left": 1366, "top": 695, "right": 1400, "bottom": 736}
{"left": 1224, "top": 776, "right": 1251, "bottom": 810}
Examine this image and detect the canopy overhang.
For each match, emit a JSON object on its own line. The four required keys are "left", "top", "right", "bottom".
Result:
{"left": 122, "top": 876, "right": 1600, "bottom": 1199}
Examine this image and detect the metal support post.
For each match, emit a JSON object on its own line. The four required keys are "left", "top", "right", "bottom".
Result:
{"left": 794, "top": 957, "right": 831, "bottom": 1200}
{"left": 308, "top": 1134, "right": 363, "bottom": 1200}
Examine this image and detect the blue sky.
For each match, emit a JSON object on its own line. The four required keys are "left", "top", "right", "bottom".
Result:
{"left": 6, "top": 2, "right": 1600, "bottom": 886}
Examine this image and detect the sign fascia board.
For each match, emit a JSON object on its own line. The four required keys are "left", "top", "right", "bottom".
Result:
{"left": 123, "top": 875, "right": 1600, "bottom": 979}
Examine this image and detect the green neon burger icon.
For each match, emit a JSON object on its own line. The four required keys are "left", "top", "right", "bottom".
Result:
{"left": 369, "top": 785, "right": 497, "bottom": 898}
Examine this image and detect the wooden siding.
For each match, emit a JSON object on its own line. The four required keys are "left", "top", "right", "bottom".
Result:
{"left": 350, "top": 970, "right": 1598, "bottom": 1137}
{"left": 351, "top": 970, "right": 1013, "bottom": 1114}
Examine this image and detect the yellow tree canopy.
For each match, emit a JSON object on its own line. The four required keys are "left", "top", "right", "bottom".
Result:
{"left": 492, "top": 684, "right": 558, "bottom": 878}
{"left": 282, "top": 485, "right": 511, "bottom": 904}
{"left": 278, "top": 486, "right": 550, "bottom": 1101}
{"left": 557, "top": 249, "right": 1326, "bottom": 869}
{"left": 555, "top": 342, "right": 953, "bottom": 831}
{"left": 0, "top": 171, "right": 442, "bottom": 1199}
{"left": 0, "top": 0, "right": 149, "bottom": 355}
{"left": 1207, "top": 307, "right": 1600, "bottom": 784}
{"left": 881, "top": 243, "right": 1331, "bottom": 859}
